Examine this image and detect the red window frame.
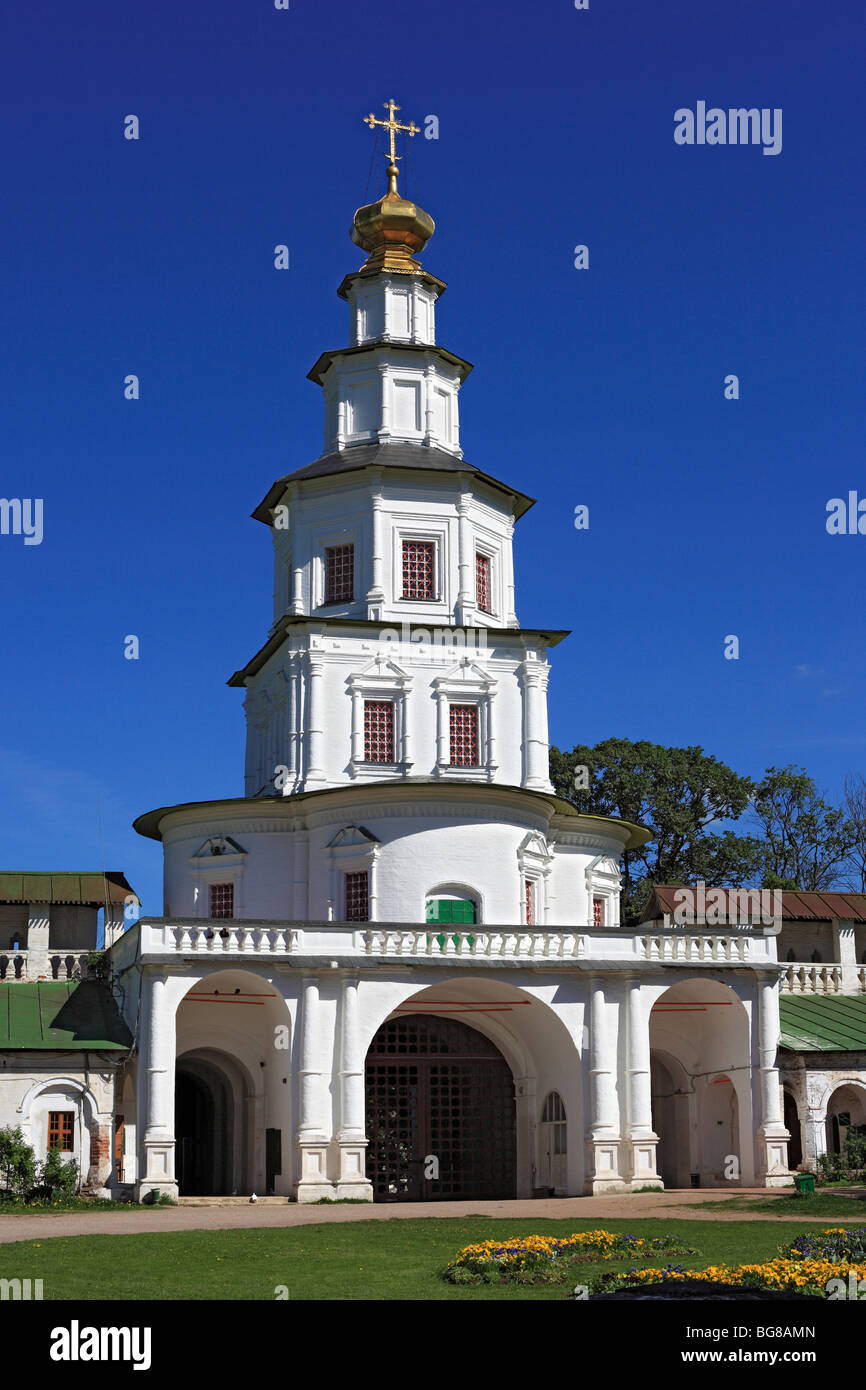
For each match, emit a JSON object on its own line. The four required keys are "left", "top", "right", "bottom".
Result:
{"left": 48, "top": 1111, "right": 74, "bottom": 1152}
{"left": 345, "top": 871, "right": 369, "bottom": 922}
{"left": 325, "top": 544, "right": 354, "bottom": 604}
{"left": 402, "top": 540, "right": 435, "bottom": 600}
{"left": 593, "top": 896, "right": 605, "bottom": 927}
{"left": 475, "top": 552, "right": 491, "bottom": 613}
{"left": 364, "top": 700, "right": 394, "bottom": 764}
{"left": 209, "top": 882, "right": 234, "bottom": 919}
{"left": 449, "top": 704, "right": 479, "bottom": 767}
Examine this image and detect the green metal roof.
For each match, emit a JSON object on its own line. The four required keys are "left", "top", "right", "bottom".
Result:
{"left": 0, "top": 872, "right": 137, "bottom": 906}
{"left": 0, "top": 982, "right": 133, "bottom": 1051}
{"left": 779, "top": 995, "right": 866, "bottom": 1052}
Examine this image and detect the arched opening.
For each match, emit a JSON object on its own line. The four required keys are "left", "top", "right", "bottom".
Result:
{"left": 539, "top": 1091, "right": 567, "bottom": 1193}
{"left": 173, "top": 970, "right": 292, "bottom": 1197}
{"left": 784, "top": 1090, "right": 803, "bottom": 1169}
{"left": 825, "top": 1083, "right": 866, "bottom": 1161}
{"left": 365, "top": 1013, "right": 516, "bottom": 1201}
{"left": 650, "top": 1052, "right": 690, "bottom": 1188}
{"left": 175, "top": 1054, "right": 241, "bottom": 1196}
{"left": 649, "top": 979, "right": 752, "bottom": 1187}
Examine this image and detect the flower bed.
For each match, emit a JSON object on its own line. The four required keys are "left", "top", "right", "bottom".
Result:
{"left": 780, "top": 1225, "right": 866, "bottom": 1262}
{"left": 591, "top": 1257, "right": 866, "bottom": 1297}
{"left": 442, "top": 1230, "right": 697, "bottom": 1285}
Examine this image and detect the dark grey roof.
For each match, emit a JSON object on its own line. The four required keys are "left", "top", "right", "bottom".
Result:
{"left": 251, "top": 442, "right": 535, "bottom": 523}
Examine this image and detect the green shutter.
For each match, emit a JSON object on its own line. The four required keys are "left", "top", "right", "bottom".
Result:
{"left": 425, "top": 897, "right": 476, "bottom": 947}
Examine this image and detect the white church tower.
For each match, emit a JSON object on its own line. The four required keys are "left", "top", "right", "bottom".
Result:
{"left": 233, "top": 115, "right": 555, "bottom": 804}
{"left": 119, "top": 105, "right": 791, "bottom": 1203}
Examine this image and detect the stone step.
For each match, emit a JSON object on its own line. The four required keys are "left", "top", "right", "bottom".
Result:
{"left": 177, "top": 1195, "right": 290, "bottom": 1206}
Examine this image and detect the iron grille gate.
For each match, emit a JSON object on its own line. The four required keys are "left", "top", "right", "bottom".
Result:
{"left": 365, "top": 1015, "right": 516, "bottom": 1201}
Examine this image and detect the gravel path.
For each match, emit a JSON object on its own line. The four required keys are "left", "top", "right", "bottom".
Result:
{"left": 0, "top": 1190, "right": 860, "bottom": 1244}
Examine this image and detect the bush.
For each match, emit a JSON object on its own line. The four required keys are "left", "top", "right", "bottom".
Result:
{"left": 40, "top": 1147, "right": 80, "bottom": 1200}
{"left": 0, "top": 1126, "right": 38, "bottom": 1197}
{"left": 0, "top": 1125, "right": 80, "bottom": 1203}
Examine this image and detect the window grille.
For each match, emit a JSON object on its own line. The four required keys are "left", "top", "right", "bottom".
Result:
{"left": 402, "top": 539, "right": 435, "bottom": 600}
{"left": 449, "top": 704, "right": 479, "bottom": 767}
{"left": 325, "top": 544, "right": 354, "bottom": 603}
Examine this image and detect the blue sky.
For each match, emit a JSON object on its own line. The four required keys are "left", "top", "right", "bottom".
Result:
{"left": 0, "top": 0, "right": 863, "bottom": 913}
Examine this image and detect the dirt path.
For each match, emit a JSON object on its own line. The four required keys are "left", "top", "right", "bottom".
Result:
{"left": 0, "top": 1190, "right": 860, "bottom": 1244}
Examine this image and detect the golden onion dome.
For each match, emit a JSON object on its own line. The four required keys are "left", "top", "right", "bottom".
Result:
{"left": 351, "top": 162, "right": 435, "bottom": 274}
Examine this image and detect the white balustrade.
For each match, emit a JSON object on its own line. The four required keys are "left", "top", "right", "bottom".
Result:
{"left": 781, "top": 963, "right": 843, "bottom": 995}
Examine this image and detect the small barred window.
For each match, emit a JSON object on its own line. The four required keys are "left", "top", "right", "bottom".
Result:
{"left": 525, "top": 880, "right": 534, "bottom": 926}
{"left": 593, "top": 896, "right": 605, "bottom": 927}
{"left": 449, "top": 704, "right": 479, "bottom": 767}
{"left": 325, "top": 544, "right": 354, "bottom": 603}
{"left": 210, "top": 882, "right": 234, "bottom": 919}
{"left": 402, "top": 540, "right": 435, "bottom": 600}
{"left": 345, "top": 871, "right": 369, "bottom": 922}
{"left": 364, "top": 700, "right": 394, "bottom": 763}
{"left": 476, "top": 553, "right": 491, "bottom": 613}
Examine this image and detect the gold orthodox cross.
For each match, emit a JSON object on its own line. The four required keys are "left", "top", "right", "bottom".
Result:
{"left": 364, "top": 99, "right": 419, "bottom": 164}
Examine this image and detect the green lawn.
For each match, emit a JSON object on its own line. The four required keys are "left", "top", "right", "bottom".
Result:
{"left": 0, "top": 1216, "right": 850, "bottom": 1300}
{"left": 696, "top": 1192, "right": 866, "bottom": 1218}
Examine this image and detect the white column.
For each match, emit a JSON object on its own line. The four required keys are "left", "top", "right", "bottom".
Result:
{"left": 585, "top": 977, "right": 624, "bottom": 1192}
{"left": 296, "top": 973, "right": 334, "bottom": 1200}
{"left": 626, "top": 977, "right": 661, "bottom": 1187}
{"left": 486, "top": 692, "right": 497, "bottom": 777}
{"left": 835, "top": 919, "right": 859, "bottom": 992}
{"left": 504, "top": 518, "right": 517, "bottom": 626}
{"left": 135, "top": 970, "right": 178, "bottom": 1199}
{"left": 435, "top": 691, "right": 448, "bottom": 770}
{"left": 520, "top": 661, "right": 551, "bottom": 791}
{"left": 456, "top": 483, "right": 473, "bottom": 624}
{"left": 378, "top": 365, "right": 391, "bottom": 442}
{"left": 366, "top": 469, "right": 385, "bottom": 615}
{"left": 350, "top": 688, "right": 364, "bottom": 765}
{"left": 304, "top": 650, "right": 326, "bottom": 786}
{"left": 336, "top": 973, "right": 373, "bottom": 1198}
{"left": 26, "top": 905, "right": 50, "bottom": 979}
{"left": 400, "top": 684, "right": 413, "bottom": 768}
{"left": 755, "top": 975, "right": 791, "bottom": 1185}
{"left": 423, "top": 363, "right": 436, "bottom": 444}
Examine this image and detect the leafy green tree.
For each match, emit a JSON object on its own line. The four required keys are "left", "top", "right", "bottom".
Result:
{"left": 550, "top": 738, "right": 762, "bottom": 922}
{"left": 752, "top": 766, "right": 856, "bottom": 892}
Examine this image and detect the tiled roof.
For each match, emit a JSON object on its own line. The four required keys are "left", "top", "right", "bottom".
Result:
{"left": 0, "top": 872, "right": 136, "bottom": 907}
{"left": 642, "top": 885, "right": 866, "bottom": 924}
{"left": 0, "top": 982, "right": 133, "bottom": 1051}
{"left": 779, "top": 995, "right": 866, "bottom": 1052}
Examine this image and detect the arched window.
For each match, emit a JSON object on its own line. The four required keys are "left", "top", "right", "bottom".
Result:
{"left": 539, "top": 1091, "right": 567, "bottom": 1193}
{"left": 786, "top": 948, "right": 796, "bottom": 962}
{"left": 425, "top": 895, "right": 477, "bottom": 926}
{"left": 810, "top": 949, "right": 823, "bottom": 963}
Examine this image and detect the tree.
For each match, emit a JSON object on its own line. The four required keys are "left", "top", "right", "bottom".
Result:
{"left": 751, "top": 766, "right": 856, "bottom": 892}
{"left": 842, "top": 773, "right": 866, "bottom": 893}
{"left": 550, "top": 738, "right": 762, "bottom": 922}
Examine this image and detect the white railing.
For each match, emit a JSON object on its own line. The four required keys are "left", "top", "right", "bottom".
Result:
{"left": 0, "top": 951, "right": 92, "bottom": 982}
{"left": 638, "top": 933, "right": 751, "bottom": 963}
{"left": 781, "top": 963, "right": 844, "bottom": 994}
{"left": 129, "top": 919, "right": 777, "bottom": 967}
{"left": 167, "top": 924, "right": 301, "bottom": 954}
{"left": 362, "top": 929, "right": 584, "bottom": 960}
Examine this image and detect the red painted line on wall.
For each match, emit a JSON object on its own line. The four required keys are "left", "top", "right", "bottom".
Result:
{"left": 184, "top": 998, "right": 267, "bottom": 1005}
